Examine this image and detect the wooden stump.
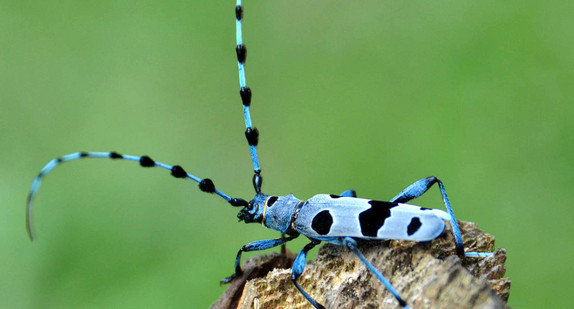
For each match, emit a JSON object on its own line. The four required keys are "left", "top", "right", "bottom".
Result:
{"left": 212, "top": 221, "right": 510, "bottom": 309}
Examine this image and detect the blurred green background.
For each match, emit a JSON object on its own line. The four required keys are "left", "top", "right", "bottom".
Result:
{"left": 1, "top": 1, "right": 572, "bottom": 308}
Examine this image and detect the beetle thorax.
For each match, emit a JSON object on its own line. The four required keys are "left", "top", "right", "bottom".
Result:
{"left": 238, "top": 193, "right": 301, "bottom": 234}
{"left": 262, "top": 194, "right": 302, "bottom": 233}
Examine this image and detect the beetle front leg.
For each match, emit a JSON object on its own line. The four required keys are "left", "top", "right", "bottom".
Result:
{"left": 221, "top": 234, "right": 298, "bottom": 284}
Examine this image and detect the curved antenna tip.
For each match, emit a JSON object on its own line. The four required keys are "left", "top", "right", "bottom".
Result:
{"left": 26, "top": 198, "right": 36, "bottom": 241}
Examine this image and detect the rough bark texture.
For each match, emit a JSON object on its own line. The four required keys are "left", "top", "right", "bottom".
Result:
{"left": 211, "top": 221, "right": 510, "bottom": 309}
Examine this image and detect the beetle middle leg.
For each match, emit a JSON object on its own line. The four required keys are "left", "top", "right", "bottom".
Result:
{"left": 343, "top": 237, "right": 410, "bottom": 308}
{"left": 291, "top": 239, "right": 323, "bottom": 309}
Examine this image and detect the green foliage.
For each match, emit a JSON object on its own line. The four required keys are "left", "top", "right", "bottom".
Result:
{"left": 1, "top": 1, "right": 571, "bottom": 308}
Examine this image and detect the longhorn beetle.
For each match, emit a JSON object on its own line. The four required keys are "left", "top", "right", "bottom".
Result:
{"left": 26, "top": 1, "right": 494, "bottom": 308}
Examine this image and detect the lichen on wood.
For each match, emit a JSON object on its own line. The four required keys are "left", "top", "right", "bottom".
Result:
{"left": 211, "top": 221, "right": 510, "bottom": 309}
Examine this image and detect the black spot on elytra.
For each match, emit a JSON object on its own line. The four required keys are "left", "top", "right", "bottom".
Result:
{"left": 407, "top": 217, "right": 422, "bottom": 236}
{"left": 311, "top": 210, "right": 333, "bottom": 236}
{"left": 329, "top": 194, "right": 341, "bottom": 199}
{"left": 358, "top": 200, "right": 396, "bottom": 237}
{"left": 267, "top": 196, "right": 278, "bottom": 207}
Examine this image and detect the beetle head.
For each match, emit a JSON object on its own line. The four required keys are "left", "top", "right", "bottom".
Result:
{"left": 237, "top": 193, "right": 267, "bottom": 224}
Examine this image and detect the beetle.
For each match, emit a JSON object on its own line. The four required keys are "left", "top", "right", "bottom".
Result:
{"left": 26, "top": 2, "right": 492, "bottom": 308}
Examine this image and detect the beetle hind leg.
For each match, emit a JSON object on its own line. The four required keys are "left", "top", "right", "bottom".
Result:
{"left": 390, "top": 176, "right": 493, "bottom": 257}
{"left": 339, "top": 189, "right": 357, "bottom": 197}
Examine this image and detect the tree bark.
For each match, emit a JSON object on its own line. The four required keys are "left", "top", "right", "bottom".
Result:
{"left": 212, "top": 221, "right": 510, "bottom": 309}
